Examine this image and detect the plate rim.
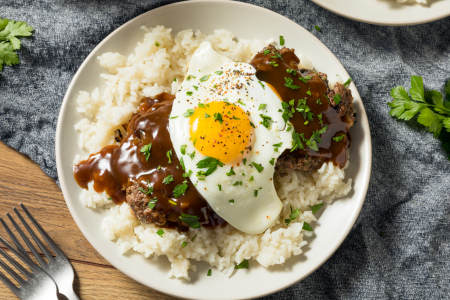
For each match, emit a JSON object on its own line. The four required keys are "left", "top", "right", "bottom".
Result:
{"left": 55, "top": 1, "right": 373, "bottom": 299}
{"left": 310, "top": 0, "right": 450, "bottom": 26}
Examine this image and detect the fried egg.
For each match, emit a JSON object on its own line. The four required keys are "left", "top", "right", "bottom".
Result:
{"left": 169, "top": 42, "right": 292, "bottom": 234}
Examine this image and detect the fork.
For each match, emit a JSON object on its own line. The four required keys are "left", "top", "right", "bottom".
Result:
{"left": 0, "top": 204, "right": 79, "bottom": 300}
{"left": 0, "top": 232, "right": 58, "bottom": 299}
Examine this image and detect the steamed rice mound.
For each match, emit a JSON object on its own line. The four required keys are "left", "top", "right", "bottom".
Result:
{"left": 74, "top": 26, "right": 352, "bottom": 280}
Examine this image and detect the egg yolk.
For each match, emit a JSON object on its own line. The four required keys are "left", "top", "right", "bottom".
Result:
{"left": 189, "top": 101, "right": 254, "bottom": 164}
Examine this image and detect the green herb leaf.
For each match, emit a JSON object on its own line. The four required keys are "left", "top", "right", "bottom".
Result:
{"left": 343, "top": 78, "right": 352, "bottom": 87}
{"left": 173, "top": 183, "right": 188, "bottom": 198}
{"left": 196, "top": 156, "right": 224, "bottom": 176}
{"left": 280, "top": 35, "right": 285, "bottom": 46}
{"left": 147, "top": 198, "right": 157, "bottom": 209}
{"left": 184, "top": 109, "right": 195, "bottom": 118}
{"left": 200, "top": 74, "right": 211, "bottom": 82}
{"left": 186, "top": 75, "right": 196, "bottom": 81}
{"left": 311, "top": 203, "right": 324, "bottom": 214}
{"left": 334, "top": 94, "right": 341, "bottom": 105}
{"left": 333, "top": 135, "right": 346, "bottom": 142}
{"left": 263, "top": 49, "right": 271, "bottom": 55}
{"left": 242, "top": 158, "right": 247, "bottom": 165}
{"left": 417, "top": 107, "right": 444, "bottom": 138}
{"left": 314, "top": 25, "right": 321, "bottom": 32}
{"left": 258, "top": 81, "right": 265, "bottom": 90}
{"left": 166, "top": 149, "right": 172, "bottom": 163}
{"left": 253, "top": 190, "right": 258, "bottom": 197}
{"left": 218, "top": 184, "right": 222, "bottom": 191}
{"left": 215, "top": 70, "right": 223, "bottom": 75}
{"left": 234, "top": 259, "right": 249, "bottom": 269}
{"left": 179, "top": 213, "right": 201, "bottom": 229}
{"left": 140, "top": 143, "right": 152, "bottom": 161}
{"left": 258, "top": 104, "right": 267, "bottom": 111}
{"left": 226, "top": 167, "right": 236, "bottom": 176}
{"left": 284, "top": 77, "right": 301, "bottom": 89}
{"left": 251, "top": 162, "right": 264, "bottom": 173}
{"left": 229, "top": 199, "right": 234, "bottom": 203}
{"left": 302, "top": 222, "right": 313, "bottom": 231}
{"left": 181, "top": 144, "right": 187, "bottom": 155}
{"left": 249, "top": 175, "right": 254, "bottom": 182}
{"left": 269, "top": 158, "right": 275, "bottom": 166}
{"left": 156, "top": 229, "right": 164, "bottom": 237}
{"left": 213, "top": 112, "right": 223, "bottom": 124}
{"left": 155, "top": 41, "right": 160, "bottom": 47}
{"left": 162, "top": 175, "right": 174, "bottom": 185}
{"left": 410, "top": 75, "right": 425, "bottom": 103}
{"left": 182, "top": 241, "right": 188, "bottom": 248}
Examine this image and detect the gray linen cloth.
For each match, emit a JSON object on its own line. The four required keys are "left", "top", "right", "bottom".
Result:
{"left": 1, "top": 0, "right": 450, "bottom": 299}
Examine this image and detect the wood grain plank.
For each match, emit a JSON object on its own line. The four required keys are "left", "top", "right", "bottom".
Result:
{"left": 0, "top": 142, "right": 109, "bottom": 265}
{"left": 0, "top": 255, "right": 177, "bottom": 300}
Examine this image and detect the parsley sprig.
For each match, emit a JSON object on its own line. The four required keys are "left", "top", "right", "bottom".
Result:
{"left": 0, "top": 18, "right": 33, "bottom": 73}
{"left": 388, "top": 75, "right": 450, "bottom": 159}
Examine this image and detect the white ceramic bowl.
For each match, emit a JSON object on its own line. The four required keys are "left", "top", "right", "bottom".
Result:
{"left": 56, "top": 1, "right": 372, "bottom": 299}
{"left": 311, "top": 0, "right": 450, "bottom": 26}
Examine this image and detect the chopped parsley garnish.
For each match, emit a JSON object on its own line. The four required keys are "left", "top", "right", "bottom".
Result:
{"left": 263, "top": 49, "right": 271, "bottom": 55}
{"left": 155, "top": 41, "right": 160, "bottom": 47}
{"left": 193, "top": 138, "right": 197, "bottom": 147}
{"left": 343, "top": 78, "right": 352, "bottom": 87}
{"left": 232, "top": 116, "right": 241, "bottom": 120}
{"left": 317, "top": 99, "right": 322, "bottom": 105}
{"left": 333, "top": 135, "right": 346, "bottom": 142}
{"left": 258, "top": 81, "right": 265, "bottom": 90}
{"left": 334, "top": 94, "right": 341, "bottom": 105}
{"left": 193, "top": 86, "right": 199, "bottom": 91}
{"left": 251, "top": 162, "right": 264, "bottom": 173}
{"left": 173, "top": 182, "right": 188, "bottom": 198}
{"left": 156, "top": 229, "right": 164, "bottom": 237}
{"left": 174, "top": 78, "right": 177, "bottom": 82}
{"left": 180, "top": 156, "right": 186, "bottom": 171}
{"left": 269, "top": 158, "right": 275, "bottom": 166}
{"left": 260, "top": 114, "right": 272, "bottom": 129}
{"left": 186, "top": 91, "right": 193, "bottom": 96}
{"left": 139, "top": 180, "right": 154, "bottom": 195}
{"left": 215, "top": 70, "right": 223, "bottom": 75}
{"left": 286, "top": 69, "right": 297, "bottom": 75}
{"left": 184, "top": 109, "right": 195, "bottom": 118}
{"left": 302, "top": 222, "right": 313, "bottom": 231}
{"left": 191, "top": 234, "right": 197, "bottom": 241}
{"left": 188, "top": 151, "right": 195, "bottom": 160}
{"left": 232, "top": 181, "right": 242, "bottom": 186}
{"left": 170, "top": 116, "right": 179, "bottom": 119}
{"left": 226, "top": 167, "right": 236, "bottom": 176}
{"left": 291, "top": 131, "right": 304, "bottom": 151}
{"left": 314, "top": 25, "right": 321, "bottom": 32}
{"left": 182, "top": 241, "right": 188, "bottom": 248}
{"left": 242, "top": 158, "right": 247, "bottom": 165}
{"left": 181, "top": 144, "right": 187, "bottom": 155}
{"left": 157, "top": 165, "right": 161, "bottom": 170}
{"left": 204, "top": 113, "right": 211, "bottom": 118}
{"left": 183, "top": 170, "right": 193, "bottom": 178}
{"left": 306, "top": 90, "right": 312, "bottom": 96}
{"left": 229, "top": 199, "right": 234, "bottom": 203}
{"left": 271, "top": 52, "right": 282, "bottom": 59}
{"left": 250, "top": 121, "right": 255, "bottom": 128}
{"left": 218, "top": 184, "right": 222, "bottom": 191}
{"left": 254, "top": 190, "right": 258, "bottom": 197}
{"left": 280, "top": 35, "right": 285, "bottom": 46}
{"left": 286, "top": 123, "right": 293, "bottom": 132}
{"left": 284, "top": 77, "right": 301, "bottom": 89}
{"left": 237, "top": 99, "right": 246, "bottom": 106}
{"left": 140, "top": 143, "right": 152, "bottom": 161}
{"left": 207, "top": 269, "right": 212, "bottom": 276}
{"left": 213, "top": 112, "right": 223, "bottom": 124}
{"left": 108, "top": 197, "right": 112, "bottom": 200}
{"left": 196, "top": 156, "right": 224, "bottom": 176}
{"left": 249, "top": 176, "right": 254, "bottom": 182}
{"left": 311, "top": 203, "right": 324, "bottom": 214}
{"left": 162, "top": 175, "right": 174, "bottom": 184}
{"left": 179, "top": 213, "right": 201, "bottom": 229}
{"left": 186, "top": 75, "right": 196, "bottom": 81}
{"left": 169, "top": 200, "right": 177, "bottom": 206}
{"left": 273, "top": 142, "right": 283, "bottom": 147}
{"left": 235, "top": 259, "right": 249, "bottom": 269}
{"left": 166, "top": 149, "right": 172, "bottom": 163}
{"left": 298, "top": 77, "right": 308, "bottom": 84}
{"left": 147, "top": 198, "right": 158, "bottom": 209}
{"left": 269, "top": 61, "right": 279, "bottom": 67}
{"left": 200, "top": 74, "right": 211, "bottom": 82}
{"left": 258, "top": 104, "right": 267, "bottom": 111}
{"left": 284, "top": 206, "right": 300, "bottom": 225}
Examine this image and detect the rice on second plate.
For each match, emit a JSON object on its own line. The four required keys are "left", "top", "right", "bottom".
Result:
{"left": 73, "top": 25, "right": 352, "bottom": 280}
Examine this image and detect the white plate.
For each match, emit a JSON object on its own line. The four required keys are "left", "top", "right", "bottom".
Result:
{"left": 311, "top": 0, "right": 450, "bottom": 26}
{"left": 56, "top": 1, "right": 372, "bottom": 299}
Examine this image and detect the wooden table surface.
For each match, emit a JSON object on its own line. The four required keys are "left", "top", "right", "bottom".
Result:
{"left": 0, "top": 142, "right": 177, "bottom": 300}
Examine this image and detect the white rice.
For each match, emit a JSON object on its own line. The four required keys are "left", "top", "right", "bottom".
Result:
{"left": 74, "top": 26, "right": 352, "bottom": 280}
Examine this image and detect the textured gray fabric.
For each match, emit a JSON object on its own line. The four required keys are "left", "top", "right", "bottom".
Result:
{"left": 1, "top": 0, "right": 450, "bottom": 299}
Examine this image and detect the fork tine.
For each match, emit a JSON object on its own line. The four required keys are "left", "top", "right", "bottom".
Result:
{"left": 0, "top": 268, "right": 20, "bottom": 298}
{"left": 20, "top": 204, "right": 64, "bottom": 257}
{"left": 0, "top": 242, "right": 30, "bottom": 278}
{"left": 13, "top": 207, "right": 54, "bottom": 261}
{"left": 4, "top": 214, "right": 47, "bottom": 268}
{"left": 0, "top": 250, "right": 26, "bottom": 285}
{"left": 0, "top": 216, "right": 31, "bottom": 259}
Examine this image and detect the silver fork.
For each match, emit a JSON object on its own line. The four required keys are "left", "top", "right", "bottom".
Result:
{"left": 0, "top": 204, "right": 79, "bottom": 300}
{"left": 0, "top": 233, "right": 58, "bottom": 299}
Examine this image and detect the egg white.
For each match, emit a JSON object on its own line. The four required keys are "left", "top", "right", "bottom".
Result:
{"left": 169, "top": 42, "right": 293, "bottom": 234}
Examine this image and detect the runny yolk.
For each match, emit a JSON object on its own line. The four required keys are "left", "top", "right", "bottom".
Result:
{"left": 189, "top": 101, "right": 254, "bottom": 164}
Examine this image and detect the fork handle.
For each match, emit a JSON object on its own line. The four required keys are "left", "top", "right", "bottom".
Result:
{"left": 61, "top": 288, "right": 80, "bottom": 300}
